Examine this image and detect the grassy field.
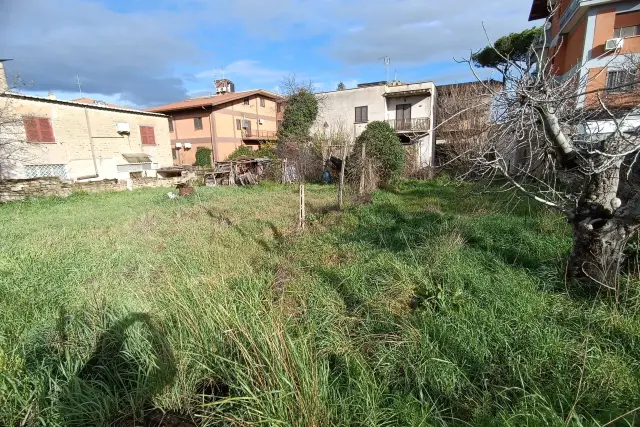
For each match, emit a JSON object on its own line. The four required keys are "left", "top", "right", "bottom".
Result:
{"left": 1, "top": 180, "right": 639, "bottom": 426}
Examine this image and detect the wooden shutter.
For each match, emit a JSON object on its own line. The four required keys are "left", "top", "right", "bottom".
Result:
{"left": 24, "top": 117, "right": 54, "bottom": 142}
{"left": 140, "top": 126, "right": 155, "bottom": 145}
{"left": 24, "top": 118, "right": 39, "bottom": 142}
{"left": 38, "top": 118, "right": 55, "bottom": 142}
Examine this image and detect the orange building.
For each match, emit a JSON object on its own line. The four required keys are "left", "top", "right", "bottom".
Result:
{"left": 529, "top": 0, "right": 640, "bottom": 109}
{"left": 147, "top": 85, "right": 282, "bottom": 166}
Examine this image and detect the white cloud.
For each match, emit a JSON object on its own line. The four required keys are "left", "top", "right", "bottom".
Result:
{"left": 196, "top": 60, "right": 287, "bottom": 83}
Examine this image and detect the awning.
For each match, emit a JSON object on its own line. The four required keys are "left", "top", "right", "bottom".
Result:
{"left": 121, "top": 153, "right": 152, "bottom": 163}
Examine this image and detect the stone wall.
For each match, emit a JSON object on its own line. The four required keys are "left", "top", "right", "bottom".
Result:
{"left": 0, "top": 175, "right": 190, "bottom": 203}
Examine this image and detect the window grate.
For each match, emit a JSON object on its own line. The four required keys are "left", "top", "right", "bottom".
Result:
{"left": 24, "top": 164, "right": 67, "bottom": 179}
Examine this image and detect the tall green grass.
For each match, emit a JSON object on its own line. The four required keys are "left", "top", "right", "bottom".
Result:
{"left": 1, "top": 181, "right": 639, "bottom": 426}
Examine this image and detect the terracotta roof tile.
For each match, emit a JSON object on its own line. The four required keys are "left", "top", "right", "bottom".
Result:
{"left": 146, "top": 90, "right": 282, "bottom": 113}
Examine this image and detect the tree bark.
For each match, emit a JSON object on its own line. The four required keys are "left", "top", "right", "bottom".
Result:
{"left": 570, "top": 164, "right": 634, "bottom": 288}
{"left": 570, "top": 217, "right": 629, "bottom": 287}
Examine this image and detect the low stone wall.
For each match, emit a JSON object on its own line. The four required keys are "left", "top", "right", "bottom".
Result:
{"left": 0, "top": 175, "right": 191, "bottom": 203}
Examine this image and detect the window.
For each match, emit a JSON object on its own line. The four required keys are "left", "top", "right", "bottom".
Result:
{"left": 355, "top": 106, "right": 368, "bottom": 123}
{"left": 606, "top": 69, "right": 638, "bottom": 93}
{"left": 140, "top": 126, "right": 156, "bottom": 145}
{"left": 613, "top": 25, "right": 640, "bottom": 38}
{"left": 243, "top": 97, "right": 250, "bottom": 105}
{"left": 171, "top": 148, "right": 177, "bottom": 160}
{"left": 24, "top": 164, "right": 67, "bottom": 179}
{"left": 260, "top": 97, "right": 265, "bottom": 107}
{"left": 168, "top": 118, "right": 174, "bottom": 132}
{"left": 194, "top": 117, "right": 203, "bottom": 130}
{"left": 277, "top": 103, "right": 282, "bottom": 113}
{"left": 236, "top": 119, "right": 242, "bottom": 130}
{"left": 23, "top": 117, "right": 55, "bottom": 143}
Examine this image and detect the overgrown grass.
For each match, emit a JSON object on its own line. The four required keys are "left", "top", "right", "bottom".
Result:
{"left": 1, "top": 180, "right": 639, "bottom": 426}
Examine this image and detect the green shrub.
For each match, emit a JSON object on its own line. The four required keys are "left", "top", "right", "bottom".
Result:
{"left": 226, "top": 145, "right": 254, "bottom": 160}
{"left": 194, "top": 147, "right": 212, "bottom": 167}
{"left": 354, "top": 121, "right": 405, "bottom": 185}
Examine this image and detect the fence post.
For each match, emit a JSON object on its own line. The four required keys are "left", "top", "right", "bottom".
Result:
{"left": 299, "top": 183, "right": 306, "bottom": 230}
{"left": 359, "top": 141, "right": 366, "bottom": 196}
{"left": 229, "top": 161, "right": 235, "bottom": 186}
{"left": 338, "top": 143, "right": 347, "bottom": 210}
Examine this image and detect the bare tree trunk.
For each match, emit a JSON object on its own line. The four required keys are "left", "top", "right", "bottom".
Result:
{"left": 570, "top": 165, "right": 631, "bottom": 287}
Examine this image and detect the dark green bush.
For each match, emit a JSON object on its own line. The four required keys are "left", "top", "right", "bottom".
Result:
{"left": 354, "top": 121, "right": 405, "bottom": 185}
{"left": 194, "top": 147, "right": 212, "bottom": 167}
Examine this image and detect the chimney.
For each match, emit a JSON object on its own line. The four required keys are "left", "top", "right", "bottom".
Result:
{"left": 0, "top": 60, "right": 9, "bottom": 93}
{"left": 47, "top": 92, "right": 56, "bottom": 100}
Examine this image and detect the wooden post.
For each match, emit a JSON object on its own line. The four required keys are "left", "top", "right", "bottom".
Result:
{"left": 359, "top": 141, "right": 366, "bottom": 196}
{"left": 282, "top": 158, "right": 288, "bottom": 184}
{"left": 229, "top": 161, "right": 235, "bottom": 186}
{"left": 299, "top": 184, "right": 306, "bottom": 230}
{"left": 338, "top": 143, "right": 347, "bottom": 210}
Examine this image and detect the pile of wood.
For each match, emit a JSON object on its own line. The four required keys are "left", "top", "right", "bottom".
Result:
{"left": 204, "top": 157, "right": 271, "bottom": 187}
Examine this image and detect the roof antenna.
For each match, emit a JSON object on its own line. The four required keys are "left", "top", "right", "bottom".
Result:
{"left": 379, "top": 56, "right": 390, "bottom": 83}
{"left": 75, "top": 75, "right": 82, "bottom": 95}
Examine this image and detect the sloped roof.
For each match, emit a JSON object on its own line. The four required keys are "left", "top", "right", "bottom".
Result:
{"left": 146, "top": 90, "right": 283, "bottom": 113}
{"left": 529, "top": 0, "right": 550, "bottom": 21}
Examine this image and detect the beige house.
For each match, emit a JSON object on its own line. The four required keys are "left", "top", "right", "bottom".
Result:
{"left": 147, "top": 82, "right": 283, "bottom": 165}
{"left": 313, "top": 81, "right": 437, "bottom": 169}
{"left": 0, "top": 80, "right": 173, "bottom": 181}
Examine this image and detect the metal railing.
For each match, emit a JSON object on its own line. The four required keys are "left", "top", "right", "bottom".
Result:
{"left": 243, "top": 130, "right": 278, "bottom": 139}
{"left": 559, "top": 0, "right": 580, "bottom": 30}
{"left": 386, "top": 117, "right": 430, "bottom": 132}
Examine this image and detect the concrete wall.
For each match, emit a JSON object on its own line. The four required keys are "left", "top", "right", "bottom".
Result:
{"left": 0, "top": 95, "right": 172, "bottom": 180}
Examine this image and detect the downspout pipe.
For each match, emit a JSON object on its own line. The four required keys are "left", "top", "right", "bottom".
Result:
{"left": 81, "top": 107, "right": 100, "bottom": 180}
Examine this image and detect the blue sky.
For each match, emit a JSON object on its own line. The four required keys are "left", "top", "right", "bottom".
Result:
{"left": 1, "top": 0, "right": 535, "bottom": 108}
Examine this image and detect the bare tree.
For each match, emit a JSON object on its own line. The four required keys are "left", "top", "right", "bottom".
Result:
{"left": 457, "top": 5, "right": 640, "bottom": 290}
{"left": 435, "top": 80, "right": 501, "bottom": 171}
{"left": 0, "top": 62, "right": 29, "bottom": 179}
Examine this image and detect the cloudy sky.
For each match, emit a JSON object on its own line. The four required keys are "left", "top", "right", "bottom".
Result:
{"left": 0, "top": 0, "right": 536, "bottom": 108}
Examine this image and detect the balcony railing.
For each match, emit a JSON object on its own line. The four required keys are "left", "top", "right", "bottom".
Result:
{"left": 243, "top": 130, "right": 278, "bottom": 140}
{"left": 386, "top": 118, "right": 430, "bottom": 132}
{"left": 559, "top": 0, "right": 580, "bottom": 30}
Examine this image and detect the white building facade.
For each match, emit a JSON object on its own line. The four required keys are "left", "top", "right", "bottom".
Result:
{"left": 313, "top": 81, "right": 437, "bottom": 168}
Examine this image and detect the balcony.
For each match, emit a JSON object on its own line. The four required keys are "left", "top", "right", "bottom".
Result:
{"left": 559, "top": 0, "right": 581, "bottom": 32}
{"left": 243, "top": 130, "right": 278, "bottom": 140}
{"left": 386, "top": 118, "right": 430, "bottom": 133}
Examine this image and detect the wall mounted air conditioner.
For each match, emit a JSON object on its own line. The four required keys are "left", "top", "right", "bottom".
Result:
{"left": 605, "top": 38, "right": 623, "bottom": 51}
{"left": 242, "top": 120, "right": 250, "bottom": 128}
{"left": 258, "top": 119, "right": 264, "bottom": 125}
{"left": 184, "top": 142, "right": 192, "bottom": 149}
{"left": 175, "top": 142, "right": 183, "bottom": 148}
{"left": 115, "top": 122, "right": 130, "bottom": 134}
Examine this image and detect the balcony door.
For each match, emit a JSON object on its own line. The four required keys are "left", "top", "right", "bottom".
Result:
{"left": 396, "top": 104, "right": 411, "bottom": 130}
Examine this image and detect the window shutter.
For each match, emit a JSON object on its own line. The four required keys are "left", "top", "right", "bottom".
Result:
{"left": 140, "top": 126, "right": 155, "bottom": 145}
{"left": 38, "top": 118, "right": 55, "bottom": 142}
{"left": 147, "top": 127, "right": 155, "bottom": 145}
{"left": 24, "top": 118, "right": 39, "bottom": 142}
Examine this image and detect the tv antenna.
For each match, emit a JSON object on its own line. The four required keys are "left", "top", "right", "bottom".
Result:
{"left": 75, "top": 75, "right": 82, "bottom": 95}
{"left": 379, "top": 56, "right": 390, "bottom": 83}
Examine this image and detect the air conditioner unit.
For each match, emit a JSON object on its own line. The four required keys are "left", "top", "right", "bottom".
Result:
{"left": 184, "top": 142, "right": 192, "bottom": 149}
{"left": 605, "top": 38, "right": 623, "bottom": 51}
{"left": 175, "top": 142, "right": 183, "bottom": 148}
{"left": 115, "top": 122, "right": 130, "bottom": 134}
{"left": 242, "top": 120, "right": 250, "bottom": 128}
{"left": 258, "top": 119, "right": 264, "bottom": 125}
